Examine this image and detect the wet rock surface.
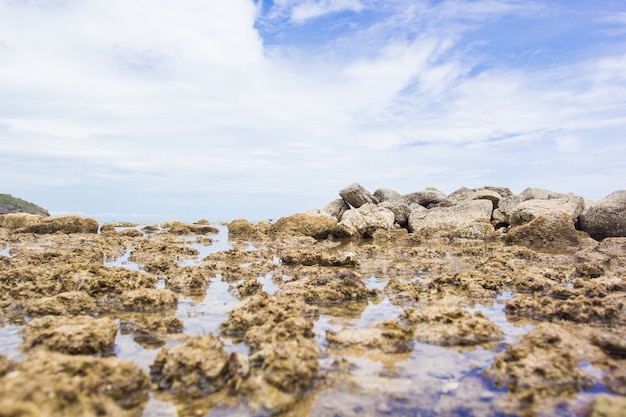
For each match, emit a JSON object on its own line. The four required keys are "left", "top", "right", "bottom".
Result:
{"left": 0, "top": 192, "right": 625, "bottom": 416}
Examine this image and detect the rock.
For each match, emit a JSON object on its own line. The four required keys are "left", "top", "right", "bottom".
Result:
{"left": 378, "top": 200, "right": 411, "bottom": 227}
{"left": 403, "top": 187, "right": 447, "bottom": 207}
{"left": 25, "top": 291, "right": 97, "bottom": 316}
{"left": 228, "top": 219, "right": 266, "bottom": 240}
{"left": 491, "top": 208, "right": 509, "bottom": 228}
{"left": 586, "top": 395, "right": 626, "bottom": 417}
{"left": 519, "top": 187, "right": 569, "bottom": 200}
{"left": 482, "top": 186, "right": 513, "bottom": 197}
{"left": 326, "top": 320, "right": 414, "bottom": 353}
{"left": 0, "top": 213, "right": 43, "bottom": 230}
{"left": 322, "top": 199, "right": 350, "bottom": 220}
{"left": 339, "top": 183, "right": 378, "bottom": 208}
{"left": 509, "top": 195, "right": 585, "bottom": 226}
{"left": 281, "top": 249, "right": 358, "bottom": 267}
{"left": 402, "top": 307, "right": 503, "bottom": 346}
{"left": 597, "top": 237, "right": 626, "bottom": 257}
{"left": 485, "top": 323, "right": 596, "bottom": 411}
{"left": 22, "top": 315, "right": 118, "bottom": 355}
{"left": 0, "top": 194, "right": 49, "bottom": 216}
{"left": 447, "top": 221, "right": 496, "bottom": 241}
{"left": 441, "top": 187, "right": 474, "bottom": 207}
{"left": 373, "top": 187, "right": 402, "bottom": 202}
{"left": 150, "top": 334, "right": 232, "bottom": 394}
{"left": 471, "top": 189, "right": 502, "bottom": 208}
{"left": 297, "top": 270, "right": 375, "bottom": 303}
{"left": 119, "top": 289, "right": 178, "bottom": 311}
{"left": 497, "top": 195, "right": 523, "bottom": 224}
{"left": 0, "top": 350, "right": 149, "bottom": 416}
{"left": 161, "top": 220, "right": 219, "bottom": 235}
{"left": 408, "top": 200, "right": 493, "bottom": 236}
{"left": 336, "top": 203, "right": 395, "bottom": 238}
{"left": 579, "top": 190, "right": 626, "bottom": 240}
{"left": 504, "top": 211, "right": 583, "bottom": 248}
{"left": 17, "top": 215, "right": 99, "bottom": 234}
{"left": 267, "top": 213, "right": 338, "bottom": 240}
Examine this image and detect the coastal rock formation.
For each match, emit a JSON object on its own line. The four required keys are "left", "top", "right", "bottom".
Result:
{"left": 579, "top": 190, "right": 626, "bottom": 240}
{"left": 336, "top": 203, "right": 395, "bottom": 237}
{"left": 11, "top": 214, "right": 99, "bottom": 234}
{"left": 267, "top": 213, "right": 337, "bottom": 240}
{"left": 339, "top": 182, "right": 378, "bottom": 208}
{"left": 408, "top": 200, "right": 493, "bottom": 235}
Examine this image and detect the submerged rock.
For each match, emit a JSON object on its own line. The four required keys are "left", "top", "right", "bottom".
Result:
{"left": 0, "top": 350, "right": 149, "bottom": 416}
{"left": 579, "top": 190, "right": 626, "bottom": 240}
{"left": 22, "top": 315, "right": 117, "bottom": 355}
{"left": 25, "top": 291, "right": 97, "bottom": 316}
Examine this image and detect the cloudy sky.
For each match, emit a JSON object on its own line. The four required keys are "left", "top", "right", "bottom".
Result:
{"left": 1, "top": 0, "right": 625, "bottom": 222}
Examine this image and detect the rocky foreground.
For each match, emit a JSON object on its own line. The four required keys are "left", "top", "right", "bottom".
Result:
{"left": 0, "top": 184, "right": 625, "bottom": 417}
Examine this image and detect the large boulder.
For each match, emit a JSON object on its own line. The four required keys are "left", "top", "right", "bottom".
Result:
{"left": 16, "top": 215, "right": 99, "bottom": 234}
{"left": 403, "top": 187, "right": 447, "bottom": 208}
{"left": 509, "top": 196, "right": 584, "bottom": 226}
{"left": 322, "top": 199, "right": 350, "bottom": 220}
{"left": 440, "top": 187, "right": 474, "bottom": 207}
{"left": 339, "top": 183, "right": 378, "bottom": 208}
{"left": 579, "top": 190, "right": 626, "bottom": 240}
{"left": 267, "top": 213, "right": 338, "bottom": 240}
{"left": 336, "top": 203, "right": 395, "bottom": 238}
{"left": 408, "top": 200, "right": 493, "bottom": 235}
{"left": 378, "top": 200, "right": 411, "bottom": 227}
{"left": 519, "top": 187, "right": 570, "bottom": 201}
{"left": 504, "top": 211, "right": 583, "bottom": 248}
{"left": 471, "top": 189, "right": 502, "bottom": 209}
{"left": 0, "top": 213, "right": 43, "bottom": 230}
{"left": 372, "top": 187, "right": 402, "bottom": 203}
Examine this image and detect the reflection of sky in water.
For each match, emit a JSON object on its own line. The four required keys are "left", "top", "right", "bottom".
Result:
{"left": 0, "top": 325, "right": 24, "bottom": 360}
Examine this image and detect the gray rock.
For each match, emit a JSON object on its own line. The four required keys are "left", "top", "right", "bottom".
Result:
{"left": 440, "top": 187, "right": 474, "bottom": 207}
{"left": 322, "top": 199, "right": 350, "bottom": 220}
{"left": 336, "top": 203, "right": 395, "bottom": 238}
{"left": 579, "top": 190, "right": 626, "bottom": 240}
{"left": 471, "top": 189, "right": 503, "bottom": 209}
{"left": 339, "top": 183, "right": 378, "bottom": 208}
{"left": 482, "top": 186, "right": 513, "bottom": 198}
{"left": 373, "top": 187, "right": 402, "bottom": 202}
{"left": 408, "top": 200, "right": 493, "bottom": 235}
{"left": 519, "top": 187, "right": 568, "bottom": 201}
{"left": 403, "top": 187, "right": 447, "bottom": 208}
{"left": 497, "top": 195, "right": 524, "bottom": 225}
{"left": 378, "top": 200, "right": 411, "bottom": 227}
{"left": 509, "top": 196, "right": 584, "bottom": 226}
{"left": 505, "top": 211, "right": 582, "bottom": 247}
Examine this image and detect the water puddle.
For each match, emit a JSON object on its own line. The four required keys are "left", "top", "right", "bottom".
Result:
{"left": 0, "top": 324, "right": 24, "bottom": 361}
{"left": 104, "top": 248, "right": 141, "bottom": 271}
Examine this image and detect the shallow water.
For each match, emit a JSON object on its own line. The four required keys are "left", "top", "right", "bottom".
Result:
{"left": 1, "top": 224, "right": 623, "bottom": 417}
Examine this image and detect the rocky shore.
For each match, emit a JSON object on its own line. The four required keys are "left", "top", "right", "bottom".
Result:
{"left": 0, "top": 184, "right": 625, "bottom": 417}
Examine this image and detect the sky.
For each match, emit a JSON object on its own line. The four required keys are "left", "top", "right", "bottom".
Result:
{"left": 1, "top": 0, "right": 625, "bottom": 222}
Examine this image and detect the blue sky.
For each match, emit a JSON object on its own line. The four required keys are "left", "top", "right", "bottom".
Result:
{"left": 1, "top": 0, "right": 625, "bottom": 222}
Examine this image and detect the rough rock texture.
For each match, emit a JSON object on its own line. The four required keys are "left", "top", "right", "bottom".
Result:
{"left": 378, "top": 200, "right": 411, "bottom": 227}
{"left": 0, "top": 213, "right": 44, "bottom": 230}
{"left": 509, "top": 196, "right": 585, "bottom": 226}
{"left": 326, "top": 320, "right": 414, "bottom": 353}
{"left": 373, "top": 187, "right": 402, "bottom": 203}
{"left": 519, "top": 187, "right": 570, "bottom": 201}
{"left": 322, "top": 198, "right": 351, "bottom": 220}
{"left": 408, "top": 200, "right": 493, "bottom": 235}
{"left": 504, "top": 211, "right": 583, "bottom": 247}
{"left": 403, "top": 187, "right": 447, "bottom": 207}
{"left": 339, "top": 183, "right": 378, "bottom": 208}
{"left": 471, "top": 189, "right": 502, "bottom": 208}
{"left": 586, "top": 395, "right": 626, "bottom": 417}
{"left": 0, "top": 350, "right": 149, "bottom": 417}
{"left": 22, "top": 315, "right": 118, "bottom": 355}
{"left": 17, "top": 215, "right": 99, "bottom": 234}
{"left": 486, "top": 323, "right": 597, "bottom": 414}
{"left": 267, "top": 213, "right": 338, "bottom": 240}
{"left": 150, "top": 334, "right": 233, "bottom": 394}
{"left": 403, "top": 306, "right": 503, "bottom": 346}
{"left": 25, "top": 291, "right": 97, "bottom": 316}
{"left": 336, "top": 203, "right": 395, "bottom": 238}
{"left": 228, "top": 218, "right": 267, "bottom": 240}
{"left": 441, "top": 187, "right": 475, "bottom": 207}
{"left": 579, "top": 190, "right": 626, "bottom": 240}
{"left": 119, "top": 289, "right": 178, "bottom": 311}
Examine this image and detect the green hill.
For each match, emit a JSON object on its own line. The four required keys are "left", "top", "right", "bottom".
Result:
{"left": 0, "top": 194, "right": 50, "bottom": 216}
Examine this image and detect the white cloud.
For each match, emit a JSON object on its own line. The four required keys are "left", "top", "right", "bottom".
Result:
{"left": 0, "top": 0, "right": 624, "bottom": 219}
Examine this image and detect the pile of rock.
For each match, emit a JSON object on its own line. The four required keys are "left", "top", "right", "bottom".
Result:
{"left": 261, "top": 183, "right": 626, "bottom": 245}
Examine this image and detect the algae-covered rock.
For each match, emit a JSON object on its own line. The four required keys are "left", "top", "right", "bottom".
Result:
{"left": 119, "top": 289, "right": 178, "bottom": 311}
{"left": 504, "top": 211, "right": 583, "bottom": 247}
{"left": 0, "top": 350, "right": 149, "bottom": 416}
{"left": 228, "top": 218, "right": 267, "bottom": 240}
{"left": 18, "top": 214, "right": 99, "bottom": 234}
{"left": 150, "top": 334, "right": 233, "bottom": 394}
{"left": 586, "top": 395, "right": 626, "bottom": 417}
{"left": 326, "top": 319, "right": 414, "bottom": 353}
{"left": 267, "top": 213, "right": 338, "bottom": 240}
{"left": 486, "top": 323, "right": 597, "bottom": 413}
{"left": 25, "top": 291, "right": 96, "bottom": 316}
{"left": 403, "top": 306, "right": 503, "bottom": 346}
{"left": 22, "top": 315, "right": 117, "bottom": 355}
{"left": 281, "top": 249, "right": 358, "bottom": 267}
